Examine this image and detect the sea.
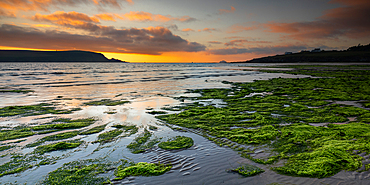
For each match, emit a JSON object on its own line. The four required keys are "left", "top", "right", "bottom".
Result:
{"left": 0, "top": 62, "right": 366, "bottom": 185}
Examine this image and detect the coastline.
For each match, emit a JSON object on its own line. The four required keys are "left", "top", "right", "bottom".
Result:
{"left": 0, "top": 63, "right": 370, "bottom": 184}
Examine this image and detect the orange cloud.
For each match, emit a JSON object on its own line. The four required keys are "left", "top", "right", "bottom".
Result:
{"left": 182, "top": 28, "right": 194, "bottom": 32}
{"left": 21, "top": 22, "right": 57, "bottom": 28}
{"left": 118, "top": 11, "right": 196, "bottom": 22}
{"left": 199, "top": 28, "right": 217, "bottom": 32}
{"left": 227, "top": 24, "right": 259, "bottom": 33}
{"left": 219, "top": 6, "right": 236, "bottom": 14}
{"left": 31, "top": 11, "right": 103, "bottom": 30}
{"left": 264, "top": 0, "right": 370, "bottom": 40}
{"left": 95, "top": 13, "right": 116, "bottom": 21}
{"left": 0, "top": 24, "right": 206, "bottom": 55}
{"left": 0, "top": 9, "right": 16, "bottom": 18}
{"left": 0, "top": 0, "right": 133, "bottom": 18}
{"left": 208, "top": 41, "right": 222, "bottom": 44}
{"left": 33, "top": 11, "right": 100, "bottom": 23}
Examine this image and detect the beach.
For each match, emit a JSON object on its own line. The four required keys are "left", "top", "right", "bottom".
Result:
{"left": 1, "top": 63, "right": 370, "bottom": 184}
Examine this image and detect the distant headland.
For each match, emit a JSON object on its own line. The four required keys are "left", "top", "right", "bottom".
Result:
{"left": 0, "top": 50, "right": 127, "bottom": 63}
{"left": 234, "top": 43, "right": 370, "bottom": 63}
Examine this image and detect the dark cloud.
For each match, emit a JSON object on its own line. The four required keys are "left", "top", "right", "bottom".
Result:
{"left": 265, "top": 0, "right": 370, "bottom": 40}
{"left": 208, "top": 45, "right": 308, "bottom": 55}
{"left": 0, "top": 24, "right": 206, "bottom": 55}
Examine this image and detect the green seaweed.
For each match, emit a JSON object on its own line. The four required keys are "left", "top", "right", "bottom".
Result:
{"left": 148, "top": 125, "right": 158, "bottom": 130}
{"left": 42, "top": 159, "right": 113, "bottom": 185}
{"left": 230, "top": 164, "right": 264, "bottom": 177}
{"left": 111, "top": 124, "right": 138, "bottom": 136}
{"left": 114, "top": 162, "right": 171, "bottom": 180}
{"left": 0, "top": 103, "right": 80, "bottom": 117}
{"left": 32, "top": 118, "right": 96, "bottom": 131}
{"left": 0, "top": 87, "right": 34, "bottom": 94}
{"left": 0, "top": 153, "right": 60, "bottom": 178}
{"left": 158, "top": 136, "right": 193, "bottom": 150}
{"left": 0, "top": 154, "right": 33, "bottom": 177}
{"left": 84, "top": 99, "right": 130, "bottom": 106}
{"left": 0, "top": 128, "right": 35, "bottom": 141}
{"left": 94, "top": 129, "right": 123, "bottom": 144}
{"left": 27, "top": 131, "right": 79, "bottom": 147}
{"left": 34, "top": 140, "right": 83, "bottom": 154}
{"left": 127, "top": 129, "right": 156, "bottom": 154}
{"left": 147, "top": 111, "right": 167, "bottom": 115}
{"left": 157, "top": 65, "right": 370, "bottom": 178}
{"left": 0, "top": 145, "right": 15, "bottom": 152}
{"left": 79, "top": 124, "right": 107, "bottom": 135}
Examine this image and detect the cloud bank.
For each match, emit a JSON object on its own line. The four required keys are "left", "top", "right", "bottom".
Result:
{"left": 0, "top": 0, "right": 133, "bottom": 18}
{"left": 0, "top": 24, "right": 206, "bottom": 55}
{"left": 208, "top": 45, "right": 307, "bottom": 55}
{"left": 264, "top": 0, "right": 370, "bottom": 40}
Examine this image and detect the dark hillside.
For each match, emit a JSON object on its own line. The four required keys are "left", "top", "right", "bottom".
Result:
{"left": 237, "top": 44, "right": 370, "bottom": 63}
{"left": 0, "top": 50, "right": 125, "bottom": 62}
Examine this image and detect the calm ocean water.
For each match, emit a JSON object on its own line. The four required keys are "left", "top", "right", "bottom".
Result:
{"left": 0, "top": 62, "right": 363, "bottom": 184}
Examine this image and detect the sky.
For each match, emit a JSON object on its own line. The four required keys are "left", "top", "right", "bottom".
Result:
{"left": 0, "top": 0, "right": 370, "bottom": 63}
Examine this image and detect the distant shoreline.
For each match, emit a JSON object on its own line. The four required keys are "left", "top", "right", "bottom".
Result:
{"left": 0, "top": 50, "right": 127, "bottom": 63}
{"left": 233, "top": 44, "right": 370, "bottom": 63}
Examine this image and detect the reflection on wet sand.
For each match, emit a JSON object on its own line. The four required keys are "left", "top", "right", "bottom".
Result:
{"left": 2, "top": 63, "right": 358, "bottom": 185}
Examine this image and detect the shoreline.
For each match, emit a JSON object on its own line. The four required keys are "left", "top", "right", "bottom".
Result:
{"left": 0, "top": 64, "right": 370, "bottom": 184}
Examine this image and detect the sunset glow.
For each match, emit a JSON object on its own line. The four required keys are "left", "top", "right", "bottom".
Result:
{"left": 1, "top": 0, "right": 369, "bottom": 62}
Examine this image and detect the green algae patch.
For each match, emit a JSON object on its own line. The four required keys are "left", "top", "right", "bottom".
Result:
{"left": 0, "top": 152, "right": 62, "bottom": 178}
{"left": 0, "top": 145, "right": 15, "bottom": 152}
{"left": 95, "top": 129, "right": 123, "bottom": 144}
{"left": 230, "top": 164, "right": 264, "bottom": 177}
{"left": 148, "top": 125, "right": 158, "bottom": 130}
{"left": 157, "top": 65, "right": 370, "bottom": 178}
{"left": 79, "top": 124, "right": 107, "bottom": 135}
{"left": 42, "top": 159, "right": 113, "bottom": 185}
{"left": 112, "top": 125, "right": 138, "bottom": 135}
{"left": 158, "top": 136, "right": 193, "bottom": 150}
{"left": 0, "top": 103, "right": 80, "bottom": 117}
{"left": 0, "top": 87, "right": 34, "bottom": 94}
{"left": 0, "top": 154, "right": 33, "bottom": 178}
{"left": 92, "top": 125, "right": 138, "bottom": 144}
{"left": 114, "top": 162, "right": 171, "bottom": 180}
{"left": 84, "top": 99, "right": 130, "bottom": 106}
{"left": 34, "top": 140, "right": 83, "bottom": 154}
{"left": 127, "top": 129, "right": 159, "bottom": 154}
{"left": 27, "top": 131, "right": 80, "bottom": 147}
{"left": 0, "top": 128, "right": 35, "bottom": 141}
{"left": 32, "top": 118, "right": 96, "bottom": 131}
{"left": 147, "top": 111, "right": 167, "bottom": 115}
